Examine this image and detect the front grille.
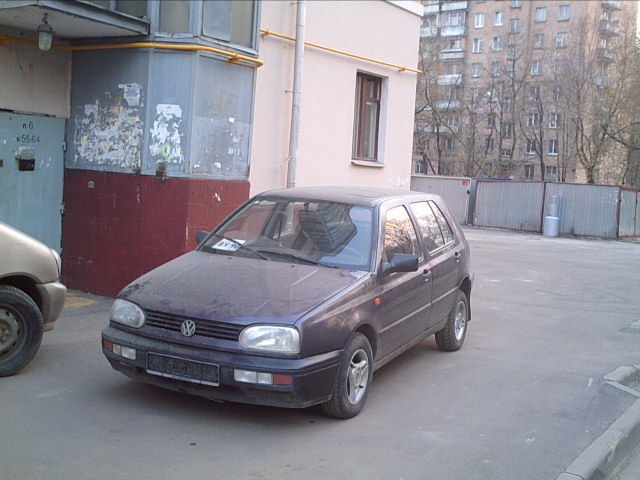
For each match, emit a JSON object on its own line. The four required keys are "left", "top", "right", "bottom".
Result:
{"left": 145, "top": 310, "right": 243, "bottom": 341}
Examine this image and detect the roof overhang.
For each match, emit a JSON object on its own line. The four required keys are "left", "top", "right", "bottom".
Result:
{"left": 0, "top": 0, "right": 149, "bottom": 38}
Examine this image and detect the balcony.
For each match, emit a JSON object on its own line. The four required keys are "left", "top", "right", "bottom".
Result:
{"left": 439, "top": 50, "right": 464, "bottom": 60}
{"left": 601, "top": 0, "right": 621, "bottom": 10}
{"left": 421, "top": 27, "right": 439, "bottom": 38}
{"left": 441, "top": 25, "right": 467, "bottom": 37}
{"left": 424, "top": 3, "right": 440, "bottom": 14}
{"left": 599, "top": 19, "right": 620, "bottom": 36}
{"left": 441, "top": 1, "right": 468, "bottom": 12}
{"left": 435, "top": 100, "right": 461, "bottom": 110}
{"left": 437, "top": 73, "right": 464, "bottom": 85}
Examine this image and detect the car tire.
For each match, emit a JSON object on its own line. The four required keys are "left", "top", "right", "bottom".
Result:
{"left": 435, "top": 290, "right": 469, "bottom": 352}
{"left": 321, "top": 332, "right": 373, "bottom": 419}
{"left": 0, "top": 285, "right": 44, "bottom": 377}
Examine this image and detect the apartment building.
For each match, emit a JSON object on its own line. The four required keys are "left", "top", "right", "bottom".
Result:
{"left": 414, "top": 0, "right": 638, "bottom": 182}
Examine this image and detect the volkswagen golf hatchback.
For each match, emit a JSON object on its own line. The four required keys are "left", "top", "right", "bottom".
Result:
{"left": 102, "top": 187, "right": 472, "bottom": 418}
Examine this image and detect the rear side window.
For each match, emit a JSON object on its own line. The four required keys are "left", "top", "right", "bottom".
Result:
{"left": 410, "top": 201, "right": 445, "bottom": 252}
{"left": 383, "top": 206, "right": 420, "bottom": 261}
{"left": 429, "top": 201, "right": 455, "bottom": 245}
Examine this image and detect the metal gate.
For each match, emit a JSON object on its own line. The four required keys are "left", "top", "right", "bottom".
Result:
{"left": 0, "top": 112, "right": 65, "bottom": 251}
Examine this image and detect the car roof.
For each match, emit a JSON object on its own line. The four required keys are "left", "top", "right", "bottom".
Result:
{"left": 257, "top": 186, "right": 439, "bottom": 207}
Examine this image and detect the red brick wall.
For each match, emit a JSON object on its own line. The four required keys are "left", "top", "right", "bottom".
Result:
{"left": 61, "top": 169, "right": 250, "bottom": 296}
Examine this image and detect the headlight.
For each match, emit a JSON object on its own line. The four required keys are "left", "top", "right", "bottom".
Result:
{"left": 239, "top": 325, "right": 300, "bottom": 354}
{"left": 110, "top": 299, "right": 145, "bottom": 328}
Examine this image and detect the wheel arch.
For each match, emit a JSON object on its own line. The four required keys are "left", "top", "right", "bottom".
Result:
{"left": 354, "top": 322, "right": 378, "bottom": 360}
{"left": 459, "top": 276, "right": 472, "bottom": 321}
{"left": 0, "top": 276, "right": 43, "bottom": 313}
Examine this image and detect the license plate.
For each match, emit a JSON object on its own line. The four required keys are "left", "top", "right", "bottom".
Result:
{"left": 147, "top": 353, "right": 220, "bottom": 386}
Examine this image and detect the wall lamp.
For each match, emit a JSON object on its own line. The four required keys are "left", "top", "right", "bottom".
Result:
{"left": 37, "top": 14, "right": 54, "bottom": 52}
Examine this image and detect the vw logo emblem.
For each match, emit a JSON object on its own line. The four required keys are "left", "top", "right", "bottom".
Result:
{"left": 181, "top": 320, "right": 196, "bottom": 337}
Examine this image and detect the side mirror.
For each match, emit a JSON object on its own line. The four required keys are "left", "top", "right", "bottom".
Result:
{"left": 196, "top": 230, "right": 209, "bottom": 244}
{"left": 382, "top": 253, "right": 419, "bottom": 276}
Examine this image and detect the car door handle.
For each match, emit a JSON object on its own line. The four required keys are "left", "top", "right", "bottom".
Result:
{"left": 422, "top": 269, "right": 432, "bottom": 282}
{"left": 454, "top": 251, "right": 461, "bottom": 263}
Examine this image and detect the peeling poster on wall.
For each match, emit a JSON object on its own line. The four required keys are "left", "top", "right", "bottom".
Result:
{"left": 73, "top": 87, "right": 144, "bottom": 169}
{"left": 149, "top": 104, "right": 184, "bottom": 165}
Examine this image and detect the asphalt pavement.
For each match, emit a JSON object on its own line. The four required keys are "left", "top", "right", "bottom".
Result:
{"left": 2, "top": 227, "right": 639, "bottom": 480}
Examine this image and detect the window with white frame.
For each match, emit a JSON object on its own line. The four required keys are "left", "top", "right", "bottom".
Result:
{"left": 440, "top": 11, "right": 465, "bottom": 27}
{"left": 526, "top": 139, "right": 537, "bottom": 154}
{"left": 527, "top": 112, "right": 539, "bottom": 127}
{"left": 489, "top": 88, "right": 499, "bottom": 103}
{"left": 495, "top": 11, "right": 504, "bottom": 26}
{"left": 352, "top": 73, "right": 383, "bottom": 161}
{"left": 472, "top": 63, "right": 482, "bottom": 78}
{"left": 502, "top": 123, "right": 513, "bottom": 139}
{"left": 530, "top": 85, "right": 540, "bottom": 100}
{"left": 510, "top": 18, "right": 521, "bottom": 33}
{"left": 545, "top": 165, "right": 558, "bottom": 180}
{"left": 511, "top": 0, "right": 522, "bottom": 8}
{"left": 556, "top": 31, "right": 569, "bottom": 48}
{"left": 507, "top": 43, "right": 518, "bottom": 59}
{"left": 548, "top": 139, "right": 558, "bottom": 155}
{"left": 444, "top": 137, "right": 455, "bottom": 151}
{"left": 475, "top": 13, "right": 485, "bottom": 28}
{"left": 554, "top": 59, "right": 566, "bottom": 74}
{"left": 531, "top": 60, "right": 542, "bottom": 76}
{"left": 535, "top": 7, "right": 547, "bottom": 22}
{"left": 487, "top": 113, "right": 496, "bottom": 127}
{"left": 486, "top": 137, "right": 495, "bottom": 153}
{"left": 533, "top": 33, "right": 544, "bottom": 49}
{"left": 491, "top": 62, "right": 501, "bottom": 77}
{"left": 501, "top": 148, "right": 513, "bottom": 157}
{"left": 549, "top": 112, "right": 561, "bottom": 128}
{"left": 444, "top": 38, "right": 463, "bottom": 51}
{"left": 524, "top": 164, "right": 535, "bottom": 179}
{"left": 473, "top": 38, "right": 484, "bottom": 53}
{"left": 492, "top": 35, "right": 502, "bottom": 51}
{"left": 558, "top": 5, "right": 570, "bottom": 21}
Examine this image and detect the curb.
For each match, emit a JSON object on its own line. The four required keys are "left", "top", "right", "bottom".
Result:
{"left": 555, "top": 366, "right": 640, "bottom": 480}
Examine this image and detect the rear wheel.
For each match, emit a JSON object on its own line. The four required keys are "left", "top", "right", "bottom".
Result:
{"left": 435, "top": 290, "right": 468, "bottom": 352}
{"left": 321, "top": 333, "right": 373, "bottom": 419}
{"left": 0, "top": 285, "right": 43, "bottom": 377}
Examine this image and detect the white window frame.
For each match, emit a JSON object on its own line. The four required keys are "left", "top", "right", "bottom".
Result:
{"left": 475, "top": 13, "right": 485, "bottom": 28}
{"left": 558, "top": 5, "right": 570, "bottom": 21}
{"left": 510, "top": 18, "right": 521, "bottom": 33}
{"left": 491, "top": 62, "right": 501, "bottom": 78}
{"left": 549, "top": 112, "right": 560, "bottom": 129}
{"left": 472, "top": 38, "right": 484, "bottom": 53}
{"left": 533, "top": 33, "right": 544, "bottom": 49}
{"left": 526, "top": 140, "right": 537, "bottom": 154}
{"left": 545, "top": 165, "right": 558, "bottom": 180}
{"left": 556, "top": 31, "right": 568, "bottom": 48}
{"left": 535, "top": 7, "right": 548, "bottom": 22}
{"left": 531, "top": 60, "right": 542, "bottom": 76}
{"left": 527, "top": 112, "right": 539, "bottom": 127}
{"left": 494, "top": 11, "right": 504, "bottom": 26}
{"left": 492, "top": 35, "right": 502, "bottom": 51}
{"left": 524, "top": 164, "right": 535, "bottom": 179}
{"left": 548, "top": 139, "right": 559, "bottom": 155}
{"left": 472, "top": 63, "right": 482, "bottom": 78}
{"left": 511, "top": 0, "right": 522, "bottom": 8}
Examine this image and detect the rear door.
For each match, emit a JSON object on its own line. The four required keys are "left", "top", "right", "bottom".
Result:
{"left": 423, "top": 200, "right": 460, "bottom": 329}
{"left": 375, "top": 203, "right": 431, "bottom": 358}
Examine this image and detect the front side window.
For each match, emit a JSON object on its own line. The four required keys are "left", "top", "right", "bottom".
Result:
{"left": 531, "top": 60, "right": 542, "bottom": 76}
{"left": 472, "top": 63, "right": 482, "bottom": 78}
{"left": 510, "top": 18, "right": 521, "bottom": 33}
{"left": 475, "top": 13, "right": 485, "bottom": 28}
{"left": 159, "top": 0, "right": 191, "bottom": 33}
{"left": 383, "top": 206, "right": 420, "bottom": 262}
{"left": 352, "top": 73, "right": 382, "bottom": 162}
{"left": 495, "top": 11, "right": 504, "bottom": 26}
{"left": 526, "top": 139, "right": 536, "bottom": 154}
{"left": 528, "top": 112, "right": 539, "bottom": 127}
{"left": 491, "top": 62, "right": 501, "bottom": 78}
{"left": 545, "top": 165, "right": 558, "bottom": 180}
{"left": 486, "top": 137, "right": 495, "bottom": 153}
{"left": 410, "top": 202, "right": 445, "bottom": 252}
{"left": 549, "top": 112, "right": 561, "bottom": 128}
{"left": 202, "top": 0, "right": 256, "bottom": 48}
{"left": 556, "top": 31, "right": 569, "bottom": 48}
{"left": 524, "top": 164, "right": 535, "bottom": 179}
{"left": 533, "top": 33, "right": 544, "bottom": 49}
{"left": 492, "top": 35, "right": 502, "bottom": 51}
{"left": 203, "top": 198, "right": 374, "bottom": 271}
{"left": 511, "top": 0, "right": 522, "bottom": 8}
{"left": 548, "top": 139, "right": 559, "bottom": 155}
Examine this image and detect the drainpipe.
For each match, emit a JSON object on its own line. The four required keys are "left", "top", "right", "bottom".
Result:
{"left": 286, "top": 0, "right": 306, "bottom": 188}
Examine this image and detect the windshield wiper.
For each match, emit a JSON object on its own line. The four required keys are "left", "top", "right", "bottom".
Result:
{"left": 255, "top": 249, "right": 319, "bottom": 266}
{"left": 207, "top": 233, "right": 268, "bottom": 260}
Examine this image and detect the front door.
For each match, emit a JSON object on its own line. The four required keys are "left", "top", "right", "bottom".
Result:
{"left": 375, "top": 204, "right": 432, "bottom": 358}
{"left": 0, "top": 112, "right": 65, "bottom": 251}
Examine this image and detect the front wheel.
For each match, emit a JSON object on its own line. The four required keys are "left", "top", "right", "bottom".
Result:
{"left": 435, "top": 290, "right": 469, "bottom": 352}
{"left": 0, "top": 285, "right": 44, "bottom": 377}
{"left": 321, "top": 332, "right": 373, "bottom": 419}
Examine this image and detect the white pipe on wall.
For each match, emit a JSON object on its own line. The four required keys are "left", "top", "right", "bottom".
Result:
{"left": 286, "top": 0, "right": 306, "bottom": 188}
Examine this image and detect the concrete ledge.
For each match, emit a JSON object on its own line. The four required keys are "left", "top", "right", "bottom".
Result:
{"left": 556, "top": 366, "right": 640, "bottom": 480}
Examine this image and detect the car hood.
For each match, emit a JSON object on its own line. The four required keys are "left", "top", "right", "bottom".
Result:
{"left": 120, "top": 251, "right": 368, "bottom": 325}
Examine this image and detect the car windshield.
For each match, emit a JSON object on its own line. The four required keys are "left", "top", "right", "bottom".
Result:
{"left": 199, "top": 197, "right": 374, "bottom": 271}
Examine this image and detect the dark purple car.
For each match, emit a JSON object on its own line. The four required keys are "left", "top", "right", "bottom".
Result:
{"left": 102, "top": 187, "right": 472, "bottom": 418}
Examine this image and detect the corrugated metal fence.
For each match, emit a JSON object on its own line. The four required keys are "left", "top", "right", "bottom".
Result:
{"left": 410, "top": 175, "right": 474, "bottom": 225}
{"left": 471, "top": 181, "right": 639, "bottom": 239}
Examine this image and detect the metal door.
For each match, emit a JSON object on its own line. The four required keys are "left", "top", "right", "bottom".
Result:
{"left": 0, "top": 112, "right": 65, "bottom": 252}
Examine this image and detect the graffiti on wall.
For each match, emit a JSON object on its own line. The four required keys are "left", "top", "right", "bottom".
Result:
{"left": 149, "top": 104, "right": 184, "bottom": 165}
{"left": 191, "top": 115, "right": 249, "bottom": 177}
{"left": 72, "top": 83, "right": 143, "bottom": 169}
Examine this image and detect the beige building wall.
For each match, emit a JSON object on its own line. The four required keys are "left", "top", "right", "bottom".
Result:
{"left": 249, "top": 0, "right": 422, "bottom": 195}
{"left": 0, "top": 27, "right": 71, "bottom": 118}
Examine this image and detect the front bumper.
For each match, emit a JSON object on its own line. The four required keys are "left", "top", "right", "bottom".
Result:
{"left": 36, "top": 280, "right": 67, "bottom": 330}
{"left": 101, "top": 326, "right": 341, "bottom": 409}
